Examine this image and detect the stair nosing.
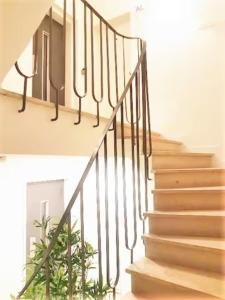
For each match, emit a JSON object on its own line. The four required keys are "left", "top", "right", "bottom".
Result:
{"left": 152, "top": 186, "right": 225, "bottom": 194}
{"left": 143, "top": 234, "right": 225, "bottom": 253}
{"left": 151, "top": 137, "right": 183, "bottom": 145}
{"left": 152, "top": 151, "right": 213, "bottom": 157}
{"left": 154, "top": 168, "right": 225, "bottom": 174}
{"left": 122, "top": 135, "right": 182, "bottom": 145}
{"left": 126, "top": 258, "right": 225, "bottom": 299}
{"left": 144, "top": 210, "right": 225, "bottom": 218}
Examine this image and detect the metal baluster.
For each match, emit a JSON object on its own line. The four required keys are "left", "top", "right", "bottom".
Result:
{"left": 124, "top": 39, "right": 141, "bottom": 124}
{"left": 73, "top": 0, "right": 87, "bottom": 124}
{"left": 49, "top": 7, "right": 57, "bottom": 121}
{"left": 49, "top": 0, "right": 66, "bottom": 121}
{"left": 141, "top": 55, "right": 149, "bottom": 212}
{"left": 106, "top": 26, "right": 114, "bottom": 109}
{"left": 95, "top": 154, "right": 103, "bottom": 293}
{"left": 120, "top": 102, "right": 128, "bottom": 247}
{"left": 114, "top": 33, "right": 119, "bottom": 103}
{"left": 136, "top": 39, "right": 142, "bottom": 121}
{"left": 42, "top": 217, "right": 50, "bottom": 300}
{"left": 67, "top": 212, "right": 73, "bottom": 299}
{"left": 91, "top": 12, "right": 104, "bottom": 127}
{"left": 122, "top": 37, "right": 127, "bottom": 112}
{"left": 103, "top": 135, "right": 110, "bottom": 285}
{"left": 106, "top": 25, "right": 115, "bottom": 131}
{"left": 123, "top": 36, "right": 131, "bottom": 124}
{"left": 84, "top": 2, "right": 87, "bottom": 93}
{"left": 113, "top": 117, "right": 120, "bottom": 287}
{"left": 121, "top": 96, "right": 137, "bottom": 263}
{"left": 80, "top": 187, "right": 85, "bottom": 297}
{"left": 100, "top": 20, "right": 104, "bottom": 102}
{"left": 135, "top": 70, "right": 145, "bottom": 232}
{"left": 14, "top": 30, "right": 38, "bottom": 113}
{"left": 75, "top": 98, "right": 82, "bottom": 125}
{"left": 104, "top": 128, "right": 120, "bottom": 297}
{"left": 144, "top": 53, "right": 152, "bottom": 158}
{"left": 144, "top": 53, "right": 153, "bottom": 180}
{"left": 137, "top": 39, "right": 140, "bottom": 59}
{"left": 129, "top": 84, "right": 138, "bottom": 262}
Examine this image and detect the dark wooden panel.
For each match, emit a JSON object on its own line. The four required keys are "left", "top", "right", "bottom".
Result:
{"left": 32, "top": 15, "right": 65, "bottom": 106}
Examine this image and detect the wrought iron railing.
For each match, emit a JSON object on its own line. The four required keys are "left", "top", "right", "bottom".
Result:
{"left": 15, "top": 0, "right": 143, "bottom": 125}
{"left": 15, "top": 0, "right": 152, "bottom": 299}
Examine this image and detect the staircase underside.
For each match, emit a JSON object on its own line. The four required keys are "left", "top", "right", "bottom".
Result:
{"left": 125, "top": 131, "right": 225, "bottom": 299}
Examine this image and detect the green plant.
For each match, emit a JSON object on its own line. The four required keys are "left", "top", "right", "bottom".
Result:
{"left": 21, "top": 217, "right": 111, "bottom": 300}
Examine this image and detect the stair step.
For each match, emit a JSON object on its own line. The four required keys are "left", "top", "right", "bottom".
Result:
{"left": 118, "top": 130, "right": 184, "bottom": 152}
{"left": 117, "top": 126, "right": 161, "bottom": 139}
{"left": 151, "top": 137, "right": 183, "bottom": 152}
{"left": 145, "top": 210, "right": 225, "bottom": 237}
{"left": 152, "top": 152, "right": 214, "bottom": 170}
{"left": 143, "top": 234, "right": 225, "bottom": 274}
{"left": 153, "top": 186, "right": 225, "bottom": 211}
{"left": 154, "top": 168, "right": 225, "bottom": 189}
{"left": 126, "top": 257, "right": 225, "bottom": 299}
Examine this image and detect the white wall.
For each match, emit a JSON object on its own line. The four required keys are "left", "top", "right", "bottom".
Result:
{"left": 0, "top": 154, "right": 148, "bottom": 299}
{"left": 0, "top": 155, "right": 87, "bottom": 299}
{"left": 132, "top": 0, "right": 225, "bottom": 165}
{"left": 1, "top": 40, "right": 33, "bottom": 97}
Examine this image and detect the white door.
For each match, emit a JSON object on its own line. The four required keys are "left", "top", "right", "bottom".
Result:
{"left": 26, "top": 179, "right": 64, "bottom": 257}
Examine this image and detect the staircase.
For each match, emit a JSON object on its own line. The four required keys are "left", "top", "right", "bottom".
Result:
{"left": 3, "top": 0, "right": 224, "bottom": 299}
{"left": 126, "top": 132, "right": 225, "bottom": 299}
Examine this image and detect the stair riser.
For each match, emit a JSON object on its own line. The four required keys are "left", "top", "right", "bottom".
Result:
{"left": 144, "top": 238, "right": 225, "bottom": 275}
{"left": 155, "top": 171, "right": 225, "bottom": 189}
{"left": 152, "top": 156, "right": 213, "bottom": 170}
{"left": 152, "top": 142, "right": 183, "bottom": 152}
{"left": 131, "top": 274, "right": 219, "bottom": 299}
{"left": 118, "top": 136, "right": 182, "bottom": 152}
{"left": 148, "top": 215, "right": 225, "bottom": 237}
{"left": 153, "top": 192, "right": 225, "bottom": 211}
{"left": 117, "top": 128, "right": 160, "bottom": 139}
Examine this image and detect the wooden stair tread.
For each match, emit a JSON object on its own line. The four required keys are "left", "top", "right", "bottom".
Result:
{"left": 117, "top": 124, "right": 162, "bottom": 138}
{"left": 145, "top": 210, "right": 225, "bottom": 217}
{"left": 143, "top": 234, "right": 225, "bottom": 251}
{"left": 151, "top": 137, "right": 182, "bottom": 145}
{"left": 153, "top": 186, "right": 225, "bottom": 193}
{"left": 126, "top": 257, "right": 225, "bottom": 299}
{"left": 152, "top": 151, "right": 213, "bottom": 157}
{"left": 123, "top": 134, "right": 182, "bottom": 144}
{"left": 127, "top": 130, "right": 225, "bottom": 297}
{"left": 154, "top": 168, "right": 225, "bottom": 174}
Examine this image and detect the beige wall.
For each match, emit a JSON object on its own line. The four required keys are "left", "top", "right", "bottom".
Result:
{"left": 0, "top": 89, "right": 109, "bottom": 156}
{"left": 132, "top": 0, "right": 225, "bottom": 165}
{"left": 221, "top": 34, "right": 225, "bottom": 166}
{"left": 0, "top": 0, "right": 53, "bottom": 84}
{"left": 149, "top": 25, "right": 224, "bottom": 164}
